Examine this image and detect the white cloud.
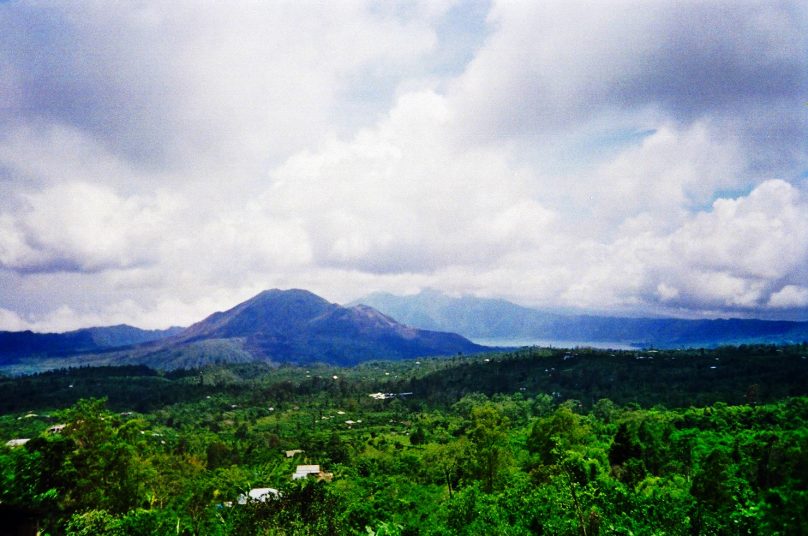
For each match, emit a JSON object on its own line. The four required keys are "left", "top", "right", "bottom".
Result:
{"left": 0, "top": 182, "right": 175, "bottom": 272}
{"left": 0, "top": 307, "right": 28, "bottom": 331}
{"left": 590, "top": 124, "right": 743, "bottom": 217}
{"left": 0, "top": 124, "right": 144, "bottom": 190}
{"left": 0, "top": 1, "right": 443, "bottom": 174}
{"left": 267, "top": 90, "right": 556, "bottom": 273}
{"left": 545, "top": 122, "right": 747, "bottom": 240}
{"left": 0, "top": 1, "right": 806, "bottom": 330}
{"left": 668, "top": 180, "right": 807, "bottom": 281}
{"left": 190, "top": 207, "right": 313, "bottom": 277}
{"left": 604, "top": 180, "right": 808, "bottom": 314}
{"left": 481, "top": 179, "right": 808, "bottom": 317}
{"left": 656, "top": 283, "right": 680, "bottom": 302}
{"left": 768, "top": 286, "right": 808, "bottom": 309}
{"left": 451, "top": 0, "right": 807, "bottom": 174}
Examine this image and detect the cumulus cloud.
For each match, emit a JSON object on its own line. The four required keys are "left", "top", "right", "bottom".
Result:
{"left": 0, "top": 0, "right": 806, "bottom": 330}
{"left": 667, "top": 180, "right": 807, "bottom": 281}
{"left": 0, "top": 182, "right": 177, "bottom": 273}
{"left": 267, "top": 90, "right": 555, "bottom": 273}
{"left": 551, "top": 122, "right": 747, "bottom": 238}
{"left": 0, "top": 307, "right": 28, "bottom": 331}
{"left": 769, "top": 286, "right": 808, "bottom": 309}
{"left": 567, "top": 180, "right": 808, "bottom": 315}
{"left": 452, "top": 0, "right": 807, "bottom": 174}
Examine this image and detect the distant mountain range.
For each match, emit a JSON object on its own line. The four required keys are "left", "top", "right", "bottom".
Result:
{"left": 355, "top": 290, "right": 808, "bottom": 348}
{"left": 0, "top": 289, "right": 485, "bottom": 373}
{"left": 0, "top": 324, "right": 183, "bottom": 359}
{"left": 4, "top": 288, "right": 806, "bottom": 374}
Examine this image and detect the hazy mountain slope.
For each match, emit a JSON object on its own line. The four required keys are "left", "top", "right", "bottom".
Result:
{"left": 78, "top": 325, "right": 185, "bottom": 348}
{"left": 0, "top": 325, "right": 184, "bottom": 363}
{"left": 356, "top": 291, "right": 808, "bottom": 347}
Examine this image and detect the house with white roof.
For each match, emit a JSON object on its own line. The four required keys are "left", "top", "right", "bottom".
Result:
{"left": 237, "top": 487, "right": 279, "bottom": 504}
{"left": 292, "top": 464, "right": 320, "bottom": 479}
{"left": 292, "top": 464, "right": 334, "bottom": 482}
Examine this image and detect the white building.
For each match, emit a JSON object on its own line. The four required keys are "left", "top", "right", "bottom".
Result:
{"left": 237, "top": 487, "right": 279, "bottom": 504}
{"left": 292, "top": 464, "right": 321, "bottom": 480}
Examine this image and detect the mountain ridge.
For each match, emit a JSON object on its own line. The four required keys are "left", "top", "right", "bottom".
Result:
{"left": 0, "top": 324, "right": 184, "bottom": 363}
{"left": 0, "top": 289, "right": 486, "bottom": 372}
{"left": 168, "top": 289, "right": 483, "bottom": 367}
{"left": 355, "top": 290, "right": 808, "bottom": 348}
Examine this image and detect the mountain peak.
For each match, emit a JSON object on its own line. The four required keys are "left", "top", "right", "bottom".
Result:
{"left": 169, "top": 288, "right": 485, "bottom": 366}
{"left": 251, "top": 288, "right": 321, "bottom": 299}
{"left": 181, "top": 288, "right": 336, "bottom": 341}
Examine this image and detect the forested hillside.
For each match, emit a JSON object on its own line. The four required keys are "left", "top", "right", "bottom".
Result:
{"left": 1, "top": 345, "right": 806, "bottom": 535}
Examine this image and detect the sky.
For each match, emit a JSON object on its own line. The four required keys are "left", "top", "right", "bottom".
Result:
{"left": 0, "top": 0, "right": 807, "bottom": 332}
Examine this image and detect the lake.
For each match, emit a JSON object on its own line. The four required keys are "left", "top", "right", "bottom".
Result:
{"left": 470, "top": 337, "right": 638, "bottom": 351}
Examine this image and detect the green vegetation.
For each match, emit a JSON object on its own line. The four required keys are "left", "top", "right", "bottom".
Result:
{"left": 1, "top": 345, "right": 807, "bottom": 535}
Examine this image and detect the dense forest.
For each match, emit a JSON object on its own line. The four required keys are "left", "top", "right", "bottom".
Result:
{"left": 1, "top": 345, "right": 807, "bottom": 535}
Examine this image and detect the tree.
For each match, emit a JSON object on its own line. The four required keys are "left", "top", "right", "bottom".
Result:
{"left": 60, "top": 399, "right": 143, "bottom": 515}
{"left": 529, "top": 405, "right": 589, "bottom": 467}
{"left": 423, "top": 439, "right": 468, "bottom": 498}
{"left": 466, "top": 404, "right": 511, "bottom": 492}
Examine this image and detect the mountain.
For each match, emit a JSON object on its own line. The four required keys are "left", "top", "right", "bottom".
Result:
{"left": 0, "top": 324, "right": 183, "bottom": 364}
{"left": 78, "top": 325, "right": 185, "bottom": 348}
{"left": 1, "top": 290, "right": 486, "bottom": 372}
{"left": 165, "top": 289, "right": 485, "bottom": 367}
{"left": 352, "top": 289, "right": 563, "bottom": 337}
{"left": 355, "top": 290, "right": 808, "bottom": 348}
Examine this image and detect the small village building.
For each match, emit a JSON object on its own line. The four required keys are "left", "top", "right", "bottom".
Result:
{"left": 47, "top": 424, "right": 66, "bottom": 434}
{"left": 292, "top": 464, "right": 333, "bottom": 482}
{"left": 285, "top": 449, "right": 304, "bottom": 458}
{"left": 5, "top": 438, "right": 30, "bottom": 448}
{"left": 237, "top": 487, "right": 279, "bottom": 504}
{"left": 293, "top": 465, "right": 320, "bottom": 479}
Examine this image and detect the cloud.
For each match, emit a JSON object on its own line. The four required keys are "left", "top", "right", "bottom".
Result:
{"left": 575, "top": 180, "right": 808, "bottom": 315}
{"left": 768, "top": 286, "right": 808, "bottom": 309}
{"left": 668, "top": 180, "right": 807, "bottom": 281}
{"left": 440, "top": 178, "right": 808, "bottom": 318}
{"left": 0, "top": 182, "right": 174, "bottom": 273}
{"left": 0, "top": 1, "right": 442, "bottom": 173}
{"left": 267, "top": 90, "right": 555, "bottom": 273}
{"left": 0, "top": 1, "right": 806, "bottom": 330}
{"left": 549, "top": 122, "right": 747, "bottom": 238}
{"left": 451, "top": 0, "right": 807, "bottom": 174}
{"left": 0, "top": 307, "right": 28, "bottom": 332}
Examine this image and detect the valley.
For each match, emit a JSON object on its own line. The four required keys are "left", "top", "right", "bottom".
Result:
{"left": 1, "top": 345, "right": 807, "bottom": 535}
